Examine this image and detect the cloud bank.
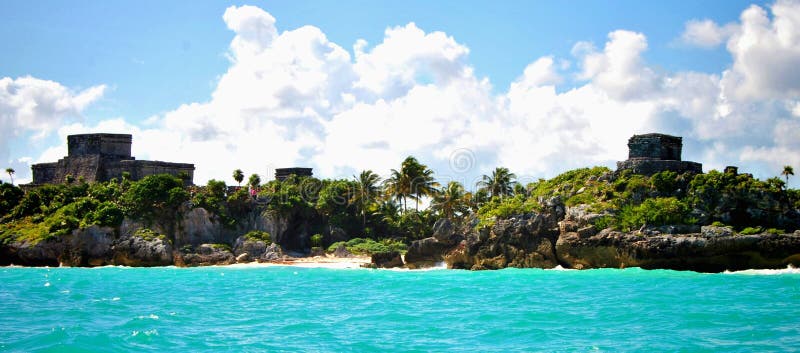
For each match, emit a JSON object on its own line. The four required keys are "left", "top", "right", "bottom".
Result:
{"left": 7, "top": 1, "right": 800, "bottom": 188}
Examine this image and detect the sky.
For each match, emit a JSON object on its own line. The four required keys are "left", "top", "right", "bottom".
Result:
{"left": 2, "top": 0, "right": 799, "bottom": 189}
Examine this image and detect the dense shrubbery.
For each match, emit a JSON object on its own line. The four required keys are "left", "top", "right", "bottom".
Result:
{"left": 476, "top": 166, "right": 799, "bottom": 232}
{"left": 1, "top": 180, "right": 127, "bottom": 244}
{"left": 327, "top": 237, "right": 407, "bottom": 255}
{"left": 2, "top": 157, "right": 798, "bottom": 249}
{"left": 244, "top": 230, "right": 271, "bottom": 243}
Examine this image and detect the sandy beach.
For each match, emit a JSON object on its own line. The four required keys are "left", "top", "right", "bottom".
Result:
{"left": 227, "top": 255, "right": 373, "bottom": 269}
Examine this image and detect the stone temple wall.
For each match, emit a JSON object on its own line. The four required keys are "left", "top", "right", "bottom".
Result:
{"left": 275, "top": 168, "right": 313, "bottom": 181}
{"left": 30, "top": 134, "right": 194, "bottom": 185}
{"left": 627, "top": 133, "right": 682, "bottom": 161}
{"left": 617, "top": 133, "right": 702, "bottom": 176}
{"left": 68, "top": 134, "right": 132, "bottom": 158}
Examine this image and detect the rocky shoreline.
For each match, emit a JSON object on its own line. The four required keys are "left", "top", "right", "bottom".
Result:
{"left": 3, "top": 198, "right": 799, "bottom": 272}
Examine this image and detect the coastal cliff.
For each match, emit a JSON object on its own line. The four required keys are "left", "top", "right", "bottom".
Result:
{"left": 2, "top": 155, "right": 799, "bottom": 271}
{"left": 404, "top": 204, "right": 800, "bottom": 272}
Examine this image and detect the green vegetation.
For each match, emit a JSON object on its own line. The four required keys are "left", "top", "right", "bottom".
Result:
{"left": 233, "top": 169, "right": 244, "bottom": 187}
{"left": 327, "top": 237, "right": 407, "bottom": 255}
{"left": 477, "top": 167, "right": 517, "bottom": 199}
{"left": 5, "top": 168, "right": 15, "bottom": 185}
{"left": 477, "top": 166, "right": 799, "bottom": 232}
{"left": 783, "top": 165, "right": 794, "bottom": 185}
{"left": 134, "top": 228, "right": 167, "bottom": 242}
{"left": 244, "top": 230, "right": 271, "bottom": 243}
{"left": 2, "top": 156, "right": 798, "bottom": 251}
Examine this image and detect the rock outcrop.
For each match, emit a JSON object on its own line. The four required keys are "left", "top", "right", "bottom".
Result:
{"left": 371, "top": 251, "right": 404, "bottom": 268}
{"left": 178, "top": 244, "right": 235, "bottom": 267}
{"left": 555, "top": 228, "right": 800, "bottom": 272}
{"left": 405, "top": 219, "right": 461, "bottom": 268}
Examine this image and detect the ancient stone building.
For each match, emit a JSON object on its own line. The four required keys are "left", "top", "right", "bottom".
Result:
{"left": 616, "top": 133, "right": 702, "bottom": 176}
{"left": 274, "top": 168, "right": 313, "bottom": 181}
{"left": 30, "top": 133, "right": 194, "bottom": 185}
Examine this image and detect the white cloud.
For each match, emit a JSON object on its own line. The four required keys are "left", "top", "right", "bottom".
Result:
{"left": 0, "top": 76, "right": 105, "bottom": 137}
{"left": 680, "top": 19, "right": 738, "bottom": 47}
{"left": 576, "top": 30, "right": 659, "bottom": 100}
{"left": 0, "top": 76, "right": 105, "bottom": 176}
{"left": 16, "top": 2, "right": 800, "bottom": 189}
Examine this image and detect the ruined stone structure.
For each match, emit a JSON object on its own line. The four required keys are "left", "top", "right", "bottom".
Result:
{"left": 616, "top": 133, "right": 702, "bottom": 176}
{"left": 274, "top": 168, "right": 313, "bottom": 181}
{"left": 30, "top": 134, "right": 194, "bottom": 185}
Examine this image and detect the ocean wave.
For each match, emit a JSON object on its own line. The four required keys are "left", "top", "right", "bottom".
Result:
{"left": 723, "top": 265, "right": 800, "bottom": 275}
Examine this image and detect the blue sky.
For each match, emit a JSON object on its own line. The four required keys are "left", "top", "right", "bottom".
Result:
{"left": 2, "top": 0, "right": 798, "bottom": 188}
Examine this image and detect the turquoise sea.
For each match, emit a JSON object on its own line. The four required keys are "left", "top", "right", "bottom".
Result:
{"left": 1, "top": 266, "right": 799, "bottom": 352}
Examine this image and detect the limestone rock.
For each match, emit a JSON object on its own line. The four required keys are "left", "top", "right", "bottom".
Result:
{"left": 371, "top": 251, "right": 404, "bottom": 268}
{"left": 405, "top": 237, "right": 451, "bottom": 269}
{"left": 236, "top": 252, "right": 250, "bottom": 263}
{"left": 180, "top": 244, "right": 235, "bottom": 266}
{"left": 701, "top": 225, "right": 734, "bottom": 238}
{"left": 112, "top": 233, "right": 173, "bottom": 267}
{"left": 233, "top": 236, "right": 268, "bottom": 259}
{"left": 332, "top": 244, "right": 353, "bottom": 258}
{"left": 261, "top": 243, "right": 284, "bottom": 262}
{"left": 432, "top": 219, "right": 457, "bottom": 244}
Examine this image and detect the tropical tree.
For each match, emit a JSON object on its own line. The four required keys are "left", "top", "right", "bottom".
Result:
{"left": 233, "top": 169, "right": 244, "bottom": 187}
{"left": 248, "top": 174, "right": 261, "bottom": 190}
{"left": 384, "top": 156, "right": 439, "bottom": 211}
{"left": 782, "top": 165, "right": 794, "bottom": 185}
{"left": 5, "top": 168, "right": 14, "bottom": 185}
{"left": 431, "top": 181, "right": 469, "bottom": 220}
{"left": 477, "top": 167, "right": 517, "bottom": 199}
{"left": 351, "top": 170, "right": 382, "bottom": 229}
{"left": 384, "top": 167, "right": 411, "bottom": 211}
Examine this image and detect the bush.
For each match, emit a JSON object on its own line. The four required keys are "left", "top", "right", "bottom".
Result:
{"left": 121, "top": 174, "right": 188, "bottom": 221}
{"left": 739, "top": 227, "right": 762, "bottom": 235}
{"left": 244, "top": 230, "right": 271, "bottom": 243}
{"left": 326, "top": 237, "right": 407, "bottom": 255}
{"left": 616, "top": 197, "right": 690, "bottom": 231}
{"left": 310, "top": 233, "right": 323, "bottom": 247}
{"left": 134, "top": 228, "right": 166, "bottom": 241}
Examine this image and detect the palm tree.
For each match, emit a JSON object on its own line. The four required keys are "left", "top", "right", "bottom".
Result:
{"left": 782, "top": 165, "right": 794, "bottom": 185}
{"left": 5, "top": 168, "right": 14, "bottom": 185}
{"left": 477, "top": 167, "right": 517, "bottom": 199}
{"left": 383, "top": 168, "right": 411, "bottom": 211}
{"left": 384, "top": 156, "right": 439, "bottom": 212}
{"left": 402, "top": 157, "right": 439, "bottom": 211}
{"left": 248, "top": 174, "right": 261, "bottom": 190}
{"left": 431, "top": 181, "right": 469, "bottom": 220}
{"left": 233, "top": 169, "right": 244, "bottom": 187}
{"left": 351, "top": 170, "right": 381, "bottom": 228}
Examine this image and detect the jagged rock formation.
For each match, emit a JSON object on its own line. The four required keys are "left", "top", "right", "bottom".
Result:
{"left": 443, "top": 197, "right": 564, "bottom": 270}
{"left": 555, "top": 227, "right": 800, "bottom": 272}
{"left": 403, "top": 196, "right": 800, "bottom": 272}
{"left": 29, "top": 134, "right": 194, "bottom": 186}
{"left": 616, "top": 133, "right": 702, "bottom": 176}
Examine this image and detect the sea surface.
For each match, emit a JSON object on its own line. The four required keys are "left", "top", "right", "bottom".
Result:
{"left": 1, "top": 265, "right": 799, "bottom": 352}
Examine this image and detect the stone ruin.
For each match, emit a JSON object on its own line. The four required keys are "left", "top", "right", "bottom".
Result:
{"left": 616, "top": 133, "right": 702, "bottom": 176}
{"left": 30, "top": 133, "right": 195, "bottom": 185}
{"left": 274, "top": 167, "right": 313, "bottom": 181}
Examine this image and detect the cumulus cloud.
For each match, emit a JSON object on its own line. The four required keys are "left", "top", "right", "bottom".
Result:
{"left": 18, "top": 2, "right": 800, "bottom": 188}
{"left": 0, "top": 76, "right": 105, "bottom": 180}
{"left": 575, "top": 30, "right": 659, "bottom": 100}
{"left": 680, "top": 19, "right": 738, "bottom": 47}
{"left": 723, "top": 0, "right": 800, "bottom": 100}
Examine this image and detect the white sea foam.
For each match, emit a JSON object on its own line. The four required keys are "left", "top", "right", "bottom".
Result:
{"left": 723, "top": 265, "right": 800, "bottom": 275}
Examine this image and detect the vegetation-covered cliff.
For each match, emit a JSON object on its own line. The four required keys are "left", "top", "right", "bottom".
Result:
{"left": 1, "top": 158, "right": 799, "bottom": 270}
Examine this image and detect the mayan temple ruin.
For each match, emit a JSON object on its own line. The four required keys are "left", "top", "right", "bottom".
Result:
{"left": 616, "top": 133, "right": 703, "bottom": 176}
{"left": 30, "top": 134, "right": 195, "bottom": 185}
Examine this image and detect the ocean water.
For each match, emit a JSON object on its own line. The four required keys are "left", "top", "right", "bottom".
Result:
{"left": 1, "top": 266, "right": 799, "bottom": 352}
